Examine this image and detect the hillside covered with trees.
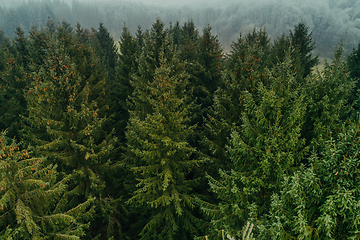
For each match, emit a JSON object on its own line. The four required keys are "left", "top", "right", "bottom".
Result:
{"left": 1, "top": 11, "right": 360, "bottom": 240}
{"left": 1, "top": 0, "right": 360, "bottom": 57}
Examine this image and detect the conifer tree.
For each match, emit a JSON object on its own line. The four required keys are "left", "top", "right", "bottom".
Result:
{"left": 302, "top": 45, "right": 354, "bottom": 151}
{"left": 93, "top": 22, "right": 117, "bottom": 80}
{"left": 23, "top": 32, "right": 117, "bottom": 239}
{"left": 347, "top": 42, "right": 360, "bottom": 82}
{"left": 290, "top": 22, "right": 319, "bottom": 78}
{"left": 258, "top": 119, "right": 360, "bottom": 239}
{"left": 203, "top": 56, "right": 307, "bottom": 238}
{"left": 129, "top": 19, "right": 168, "bottom": 121}
{"left": 126, "top": 39, "right": 204, "bottom": 239}
{"left": 0, "top": 31, "right": 29, "bottom": 139}
{"left": 204, "top": 29, "right": 271, "bottom": 172}
{"left": 0, "top": 131, "right": 88, "bottom": 239}
{"left": 193, "top": 25, "right": 222, "bottom": 133}
{"left": 113, "top": 24, "right": 137, "bottom": 142}
{"left": 347, "top": 42, "right": 360, "bottom": 109}
{"left": 269, "top": 33, "right": 291, "bottom": 67}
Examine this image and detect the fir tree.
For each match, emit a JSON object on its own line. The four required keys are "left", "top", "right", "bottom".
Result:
{"left": 347, "top": 42, "right": 360, "bottom": 82}
{"left": 193, "top": 25, "right": 222, "bottom": 131}
{"left": 269, "top": 33, "right": 291, "bottom": 67}
{"left": 113, "top": 24, "right": 137, "bottom": 143}
{"left": 126, "top": 40, "right": 204, "bottom": 240}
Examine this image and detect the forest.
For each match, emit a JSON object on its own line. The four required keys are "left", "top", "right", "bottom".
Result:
{"left": 1, "top": 0, "right": 360, "bottom": 57}
{"left": 1, "top": 5, "right": 360, "bottom": 240}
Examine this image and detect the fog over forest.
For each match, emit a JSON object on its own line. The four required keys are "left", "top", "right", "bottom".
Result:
{"left": 0, "top": 0, "right": 360, "bottom": 57}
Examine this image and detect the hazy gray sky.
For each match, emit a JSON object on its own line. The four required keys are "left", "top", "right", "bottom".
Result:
{"left": 0, "top": 0, "right": 238, "bottom": 8}
{"left": 73, "top": 0, "right": 237, "bottom": 7}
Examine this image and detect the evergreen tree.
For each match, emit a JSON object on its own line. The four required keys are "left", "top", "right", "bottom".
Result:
{"left": 290, "top": 22, "right": 319, "bottom": 78}
{"left": 204, "top": 28, "right": 272, "bottom": 173}
{"left": 0, "top": 131, "right": 88, "bottom": 239}
{"left": 194, "top": 25, "right": 222, "bottom": 126}
{"left": 129, "top": 19, "right": 168, "bottom": 121}
{"left": 23, "top": 33, "right": 117, "bottom": 239}
{"left": 347, "top": 41, "right": 360, "bottom": 109}
{"left": 347, "top": 42, "right": 360, "bottom": 82}
{"left": 0, "top": 30, "right": 29, "bottom": 139}
{"left": 203, "top": 56, "right": 307, "bottom": 238}
{"left": 126, "top": 40, "right": 204, "bottom": 239}
{"left": 93, "top": 22, "right": 117, "bottom": 81}
{"left": 113, "top": 24, "right": 137, "bottom": 143}
{"left": 258, "top": 119, "right": 360, "bottom": 239}
{"left": 269, "top": 33, "right": 291, "bottom": 67}
{"left": 302, "top": 45, "right": 354, "bottom": 151}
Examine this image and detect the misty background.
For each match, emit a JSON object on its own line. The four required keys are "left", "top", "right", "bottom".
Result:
{"left": 0, "top": 0, "right": 360, "bottom": 58}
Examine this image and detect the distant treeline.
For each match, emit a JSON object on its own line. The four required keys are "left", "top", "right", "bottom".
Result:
{"left": 1, "top": 0, "right": 360, "bottom": 57}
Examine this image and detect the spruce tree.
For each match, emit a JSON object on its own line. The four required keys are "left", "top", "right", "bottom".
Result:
{"left": 290, "top": 22, "right": 319, "bottom": 79}
{"left": 93, "top": 22, "right": 117, "bottom": 81}
{"left": 126, "top": 39, "right": 204, "bottom": 239}
{"left": 258, "top": 119, "right": 360, "bottom": 239}
{"left": 193, "top": 25, "right": 222, "bottom": 132}
{"left": 204, "top": 28, "right": 271, "bottom": 173}
{"left": 203, "top": 56, "right": 307, "bottom": 238}
{"left": 113, "top": 24, "right": 137, "bottom": 142}
{"left": 0, "top": 131, "right": 88, "bottom": 239}
{"left": 0, "top": 33, "right": 29, "bottom": 139}
{"left": 302, "top": 44, "right": 354, "bottom": 151}
{"left": 23, "top": 33, "right": 117, "bottom": 239}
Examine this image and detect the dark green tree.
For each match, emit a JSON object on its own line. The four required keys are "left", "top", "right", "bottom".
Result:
{"left": 347, "top": 42, "right": 360, "bottom": 82}
{"left": 204, "top": 28, "right": 272, "bottom": 174}
{"left": 0, "top": 131, "right": 88, "bottom": 239}
{"left": 290, "top": 22, "right": 319, "bottom": 78}
{"left": 302, "top": 45, "right": 354, "bottom": 151}
{"left": 203, "top": 56, "right": 307, "bottom": 238}
{"left": 93, "top": 22, "right": 117, "bottom": 80}
{"left": 23, "top": 34, "right": 117, "bottom": 239}
{"left": 113, "top": 24, "right": 137, "bottom": 142}
{"left": 126, "top": 41, "right": 205, "bottom": 239}
{"left": 258, "top": 119, "right": 360, "bottom": 239}
{"left": 0, "top": 29, "right": 29, "bottom": 139}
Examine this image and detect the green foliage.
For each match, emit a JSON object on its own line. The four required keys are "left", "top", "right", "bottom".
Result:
{"left": 204, "top": 28, "right": 272, "bottom": 175}
{"left": 22, "top": 29, "right": 116, "bottom": 239}
{"left": 0, "top": 33, "right": 29, "bottom": 139}
{"left": 0, "top": 131, "right": 87, "bottom": 239}
{"left": 93, "top": 23, "right": 117, "bottom": 80}
{"left": 204, "top": 56, "right": 307, "bottom": 238}
{"left": 0, "top": 16, "right": 359, "bottom": 240}
{"left": 258, "top": 119, "right": 360, "bottom": 239}
{"left": 126, "top": 38, "right": 205, "bottom": 239}
{"left": 347, "top": 42, "right": 360, "bottom": 82}
{"left": 303, "top": 44, "right": 354, "bottom": 151}
{"left": 290, "top": 22, "right": 319, "bottom": 79}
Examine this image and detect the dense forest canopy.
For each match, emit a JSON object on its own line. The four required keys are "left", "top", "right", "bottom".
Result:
{"left": 1, "top": 0, "right": 360, "bottom": 57}
{"left": 2, "top": 1, "right": 360, "bottom": 239}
